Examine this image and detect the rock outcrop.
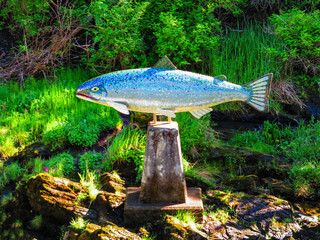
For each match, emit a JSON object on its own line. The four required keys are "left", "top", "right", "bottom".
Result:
{"left": 160, "top": 215, "right": 207, "bottom": 240}
{"left": 63, "top": 222, "right": 141, "bottom": 240}
{"left": 204, "top": 190, "right": 320, "bottom": 239}
{"left": 100, "top": 172, "right": 126, "bottom": 194}
{"left": 26, "top": 173, "right": 90, "bottom": 224}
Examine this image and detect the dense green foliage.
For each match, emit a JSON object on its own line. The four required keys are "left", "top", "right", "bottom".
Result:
{"left": 79, "top": 151, "right": 103, "bottom": 175}
{"left": 0, "top": 2, "right": 320, "bottom": 239}
{"left": 269, "top": 9, "right": 320, "bottom": 76}
{"left": 230, "top": 119, "right": 320, "bottom": 195}
{"left": 0, "top": 69, "right": 121, "bottom": 158}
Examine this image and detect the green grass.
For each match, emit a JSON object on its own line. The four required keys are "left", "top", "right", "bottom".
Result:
{"left": 79, "top": 171, "right": 101, "bottom": 201}
{"left": 207, "top": 23, "right": 285, "bottom": 85}
{"left": 228, "top": 119, "right": 320, "bottom": 196}
{"left": 30, "top": 215, "right": 42, "bottom": 230}
{"left": 70, "top": 217, "right": 89, "bottom": 230}
{"left": 0, "top": 68, "right": 122, "bottom": 158}
{"left": 203, "top": 23, "right": 286, "bottom": 112}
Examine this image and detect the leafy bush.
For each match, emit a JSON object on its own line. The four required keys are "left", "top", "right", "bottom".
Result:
{"left": 78, "top": 151, "right": 103, "bottom": 175}
{"left": 4, "top": 162, "right": 22, "bottom": 181}
{"left": 42, "top": 120, "right": 68, "bottom": 150}
{"left": 0, "top": 0, "right": 50, "bottom": 37}
{"left": 86, "top": 0, "right": 149, "bottom": 72}
{"left": 290, "top": 161, "right": 320, "bottom": 198}
{"left": 176, "top": 113, "right": 217, "bottom": 158}
{"left": 281, "top": 119, "right": 320, "bottom": 162}
{"left": 269, "top": 9, "right": 320, "bottom": 76}
{"left": 49, "top": 153, "right": 76, "bottom": 178}
{"left": 43, "top": 111, "right": 120, "bottom": 149}
{"left": 0, "top": 0, "right": 87, "bottom": 81}
{"left": 153, "top": 7, "right": 220, "bottom": 65}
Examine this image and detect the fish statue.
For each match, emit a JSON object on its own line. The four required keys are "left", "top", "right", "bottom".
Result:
{"left": 76, "top": 56, "right": 272, "bottom": 122}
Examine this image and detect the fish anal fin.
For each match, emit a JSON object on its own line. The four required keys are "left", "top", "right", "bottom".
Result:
{"left": 153, "top": 56, "right": 177, "bottom": 70}
{"left": 190, "top": 108, "right": 212, "bottom": 119}
{"left": 157, "top": 109, "right": 176, "bottom": 118}
{"left": 107, "top": 101, "right": 129, "bottom": 115}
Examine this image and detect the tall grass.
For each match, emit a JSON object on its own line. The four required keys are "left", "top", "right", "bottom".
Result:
{"left": 204, "top": 23, "right": 286, "bottom": 111}
{"left": 207, "top": 23, "right": 285, "bottom": 85}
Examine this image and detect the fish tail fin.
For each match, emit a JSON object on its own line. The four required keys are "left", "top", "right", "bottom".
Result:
{"left": 245, "top": 73, "right": 273, "bottom": 112}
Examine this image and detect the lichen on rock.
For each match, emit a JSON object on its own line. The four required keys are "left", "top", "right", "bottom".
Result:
{"left": 100, "top": 172, "right": 126, "bottom": 194}
{"left": 64, "top": 222, "right": 142, "bottom": 240}
{"left": 26, "top": 173, "right": 90, "bottom": 224}
{"left": 161, "top": 215, "right": 207, "bottom": 240}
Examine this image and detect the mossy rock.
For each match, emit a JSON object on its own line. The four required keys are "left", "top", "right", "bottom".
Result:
{"left": 100, "top": 172, "right": 126, "bottom": 194}
{"left": 26, "top": 173, "right": 89, "bottom": 224}
{"left": 95, "top": 192, "right": 126, "bottom": 222}
{"left": 262, "top": 177, "right": 295, "bottom": 199}
{"left": 226, "top": 175, "right": 259, "bottom": 191}
{"left": 161, "top": 215, "right": 207, "bottom": 240}
{"left": 73, "top": 222, "right": 141, "bottom": 240}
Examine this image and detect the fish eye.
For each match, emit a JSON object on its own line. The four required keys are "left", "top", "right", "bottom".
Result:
{"left": 91, "top": 87, "right": 99, "bottom": 92}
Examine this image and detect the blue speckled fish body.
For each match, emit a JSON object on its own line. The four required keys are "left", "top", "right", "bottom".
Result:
{"left": 77, "top": 56, "right": 273, "bottom": 119}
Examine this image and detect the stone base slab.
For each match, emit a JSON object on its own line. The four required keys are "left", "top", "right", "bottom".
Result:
{"left": 124, "top": 187, "right": 203, "bottom": 227}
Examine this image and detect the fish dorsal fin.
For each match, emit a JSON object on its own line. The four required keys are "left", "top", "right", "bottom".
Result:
{"left": 107, "top": 101, "right": 129, "bottom": 115}
{"left": 153, "top": 56, "right": 177, "bottom": 70}
{"left": 190, "top": 108, "right": 212, "bottom": 119}
{"left": 214, "top": 75, "right": 228, "bottom": 81}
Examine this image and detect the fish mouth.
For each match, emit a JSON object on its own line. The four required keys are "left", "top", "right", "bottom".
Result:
{"left": 76, "top": 92, "right": 94, "bottom": 99}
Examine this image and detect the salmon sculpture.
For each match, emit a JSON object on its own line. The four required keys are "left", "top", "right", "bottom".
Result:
{"left": 76, "top": 56, "right": 272, "bottom": 122}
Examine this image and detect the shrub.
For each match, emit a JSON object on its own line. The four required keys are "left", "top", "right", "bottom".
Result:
{"left": 86, "top": 0, "right": 149, "bottom": 72}
{"left": 176, "top": 113, "right": 217, "bottom": 158}
{"left": 269, "top": 9, "right": 320, "bottom": 76}
{"left": 4, "top": 162, "right": 22, "bottom": 181}
{"left": 66, "top": 112, "right": 118, "bottom": 147}
{"left": 49, "top": 153, "right": 76, "bottom": 178}
{"left": 78, "top": 151, "right": 103, "bottom": 175}
{"left": 143, "top": 0, "right": 222, "bottom": 66}
{"left": 42, "top": 121, "right": 67, "bottom": 150}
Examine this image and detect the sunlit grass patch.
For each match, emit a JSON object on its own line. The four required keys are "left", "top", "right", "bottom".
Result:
{"left": 79, "top": 171, "right": 101, "bottom": 201}
{"left": 0, "top": 68, "right": 122, "bottom": 158}
{"left": 70, "top": 217, "right": 89, "bottom": 230}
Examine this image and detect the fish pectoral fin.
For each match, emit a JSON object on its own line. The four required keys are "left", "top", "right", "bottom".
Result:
{"left": 157, "top": 109, "right": 176, "bottom": 118}
{"left": 190, "top": 108, "right": 212, "bottom": 119}
{"left": 107, "top": 102, "right": 130, "bottom": 115}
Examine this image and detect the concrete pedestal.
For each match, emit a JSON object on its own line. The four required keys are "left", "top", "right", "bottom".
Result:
{"left": 124, "top": 121, "right": 203, "bottom": 226}
{"left": 124, "top": 187, "right": 203, "bottom": 226}
{"left": 140, "top": 121, "right": 187, "bottom": 203}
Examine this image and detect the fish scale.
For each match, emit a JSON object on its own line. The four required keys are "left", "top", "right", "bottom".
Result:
{"left": 76, "top": 56, "right": 273, "bottom": 119}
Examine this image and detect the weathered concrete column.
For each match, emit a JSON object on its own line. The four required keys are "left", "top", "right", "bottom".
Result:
{"left": 139, "top": 121, "right": 187, "bottom": 203}
{"left": 124, "top": 121, "right": 203, "bottom": 227}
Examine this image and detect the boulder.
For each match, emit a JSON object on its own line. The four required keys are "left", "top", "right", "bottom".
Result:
{"left": 64, "top": 222, "right": 141, "bottom": 240}
{"left": 100, "top": 172, "right": 126, "bottom": 194}
{"left": 205, "top": 190, "right": 307, "bottom": 239}
{"left": 227, "top": 175, "right": 258, "bottom": 191}
{"left": 205, "top": 146, "right": 290, "bottom": 179}
{"left": 95, "top": 192, "right": 126, "bottom": 222}
{"left": 26, "top": 173, "right": 90, "bottom": 224}
{"left": 161, "top": 215, "right": 207, "bottom": 240}
{"left": 262, "top": 178, "right": 295, "bottom": 199}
